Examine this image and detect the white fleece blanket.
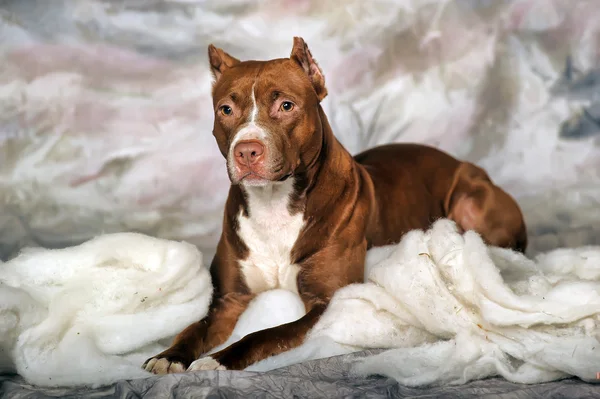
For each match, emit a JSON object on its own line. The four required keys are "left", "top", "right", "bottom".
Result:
{"left": 1, "top": 220, "right": 599, "bottom": 387}
{"left": 0, "top": 233, "right": 212, "bottom": 387}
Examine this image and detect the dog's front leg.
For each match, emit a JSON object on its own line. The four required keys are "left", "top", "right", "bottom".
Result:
{"left": 188, "top": 294, "right": 328, "bottom": 371}
{"left": 143, "top": 292, "right": 254, "bottom": 374}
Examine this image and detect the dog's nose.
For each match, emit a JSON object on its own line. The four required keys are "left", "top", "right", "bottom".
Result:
{"left": 234, "top": 140, "right": 265, "bottom": 166}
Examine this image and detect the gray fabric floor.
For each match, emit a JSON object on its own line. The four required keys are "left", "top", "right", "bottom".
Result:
{"left": 2, "top": 351, "right": 599, "bottom": 398}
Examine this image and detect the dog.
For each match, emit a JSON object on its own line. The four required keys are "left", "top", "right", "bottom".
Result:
{"left": 143, "top": 37, "right": 527, "bottom": 374}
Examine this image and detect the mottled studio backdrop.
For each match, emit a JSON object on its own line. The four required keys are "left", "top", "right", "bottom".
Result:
{"left": 1, "top": 0, "right": 599, "bottom": 261}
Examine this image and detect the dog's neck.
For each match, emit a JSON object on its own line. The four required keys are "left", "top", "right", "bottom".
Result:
{"left": 241, "top": 178, "right": 295, "bottom": 210}
{"left": 300, "top": 106, "right": 356, "bottom": 199}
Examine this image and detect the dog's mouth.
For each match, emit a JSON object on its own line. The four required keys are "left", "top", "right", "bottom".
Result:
{"left": 237, "top": 170, "right": 292, "bottom": 185}
{"left": 239, "top": 171, "right": 267, "bottom": 181}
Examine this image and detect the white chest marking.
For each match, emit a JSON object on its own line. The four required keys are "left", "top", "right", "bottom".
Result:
{"left": 237, "top": 179, "right": 305, "bottom": 294}
{"left": 249, "top": 82, "right": 259, "bottom": 123}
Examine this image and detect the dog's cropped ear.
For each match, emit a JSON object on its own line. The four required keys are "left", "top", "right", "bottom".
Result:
{"left": 290, "top": 37, "right": 328, "bottom": 102}
{"left": 444, "top": 162, "right": 528, "bottom": 252}
{"left": 208, "top": 44, "right": 241, "bottom": 83}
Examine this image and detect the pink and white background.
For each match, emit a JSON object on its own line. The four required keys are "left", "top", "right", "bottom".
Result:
{"left": 1, "top": 0, "right": 600, "bottom": 261}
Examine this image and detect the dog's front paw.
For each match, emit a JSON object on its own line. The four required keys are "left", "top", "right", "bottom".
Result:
{"left": 143, "top": 357, "right": 186, "bottom": 374}
{"left": 188, "top": 356, "right": 227, "bottom": 371}
{"left": 143, "top": 348, "right": 194, "bottom": 375}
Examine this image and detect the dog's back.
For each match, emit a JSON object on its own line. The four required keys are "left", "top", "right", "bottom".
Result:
{"left": 355, "top": 143, "right": 527, "bottom": 252}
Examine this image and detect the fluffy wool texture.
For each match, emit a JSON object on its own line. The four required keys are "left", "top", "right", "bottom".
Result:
{"left": 2, "top": 220, "right": 599, "bottom": 388}
{"left": 319, "top": 220, "right": 600, "bottom": 385}
{"left": 0, "top": 233, "right": 212, "bottom": 387}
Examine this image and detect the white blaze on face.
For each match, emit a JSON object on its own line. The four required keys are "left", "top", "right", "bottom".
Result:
{"left": 228, "top": 83, "right": 270, "bottom": 181}
{"left": 249, "top": 82, "right": 259, "bottom": 124}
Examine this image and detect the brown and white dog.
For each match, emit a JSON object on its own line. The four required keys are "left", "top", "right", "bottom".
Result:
{"left": 143, "top": 37, "right": 527, "bottom": 374}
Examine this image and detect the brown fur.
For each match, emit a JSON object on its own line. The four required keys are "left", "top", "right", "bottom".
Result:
{"left": 143, "top": 37, "right": 527, "bottom": 373}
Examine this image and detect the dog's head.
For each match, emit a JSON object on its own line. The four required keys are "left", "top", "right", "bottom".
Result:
{"left": 208, "top": 37, "right": 328, "bottom": 187}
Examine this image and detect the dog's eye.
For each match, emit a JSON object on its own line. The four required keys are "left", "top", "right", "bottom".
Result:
{"left": 220, "top": 105, "right": 233, "bottom": 116}
{"left": 280, "top": 101, "right": 294, "bottom": 112}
